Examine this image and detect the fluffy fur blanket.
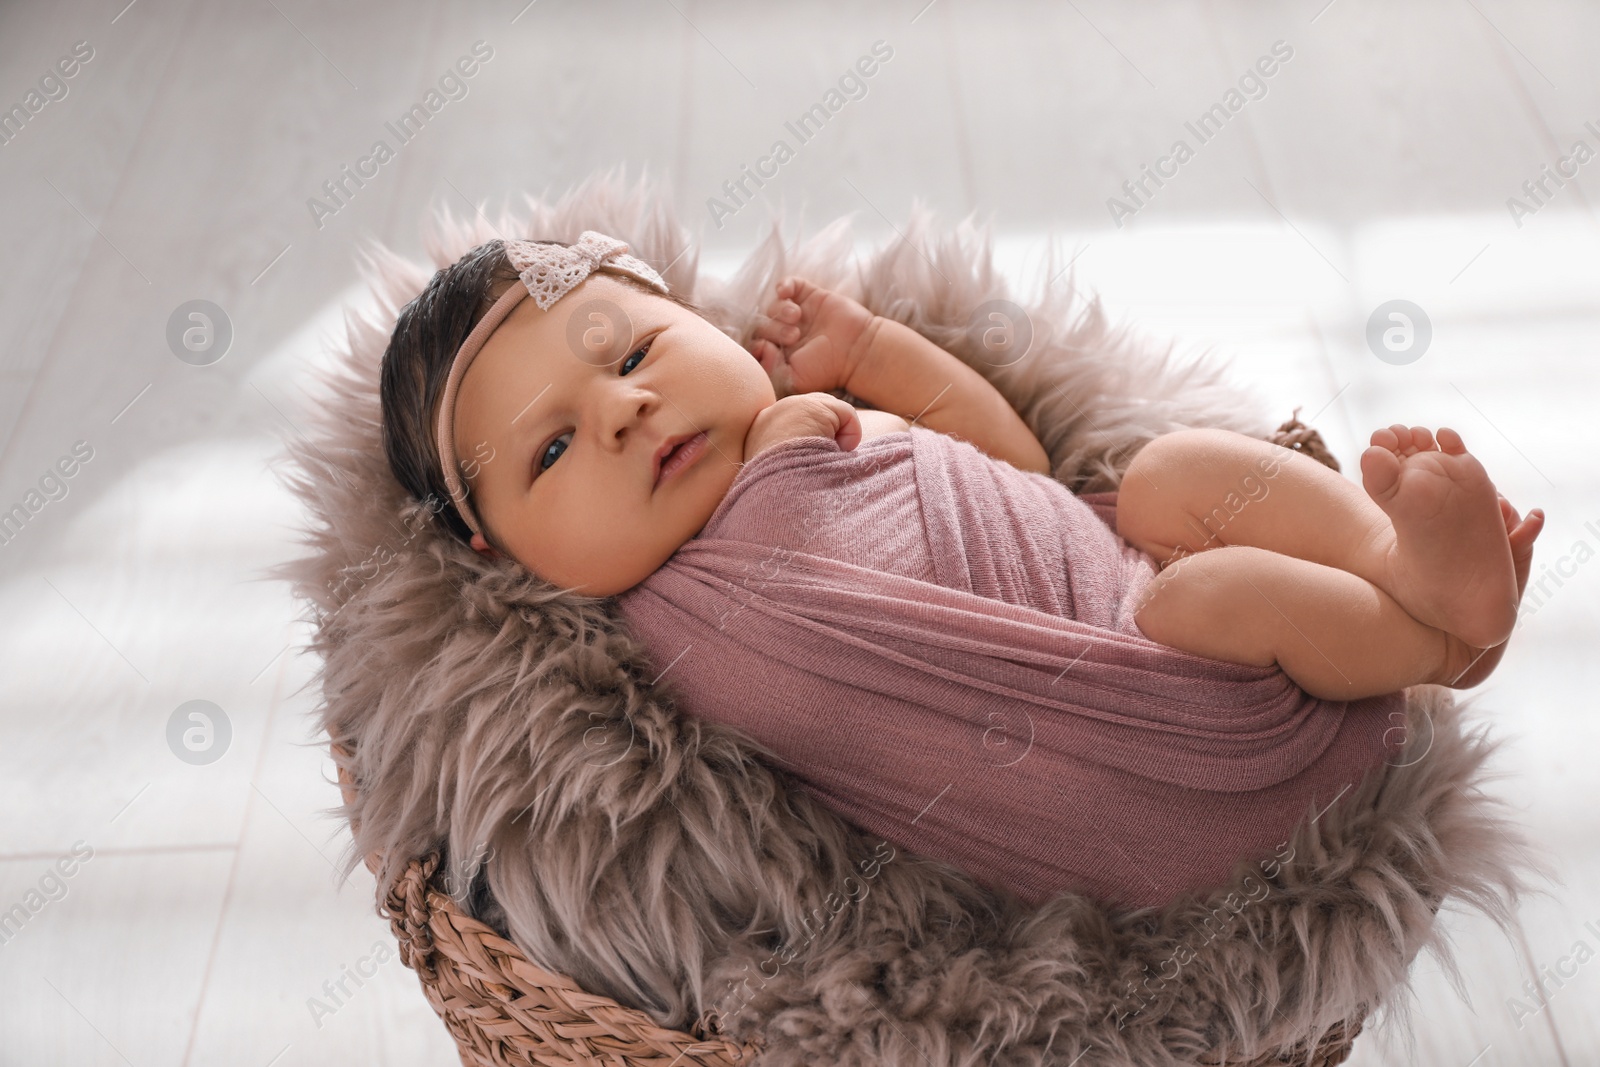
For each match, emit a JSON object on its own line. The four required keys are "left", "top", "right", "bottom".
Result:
{"left": 272, "top": 167, "right": 1546, "bottom": 1066}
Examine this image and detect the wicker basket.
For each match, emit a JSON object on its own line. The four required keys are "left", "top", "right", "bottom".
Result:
{"left": 332, "top": 413, "right": 1373, "bottom": 1067}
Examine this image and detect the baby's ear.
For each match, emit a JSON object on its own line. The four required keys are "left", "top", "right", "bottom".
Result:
{"left": 470, "top": 532, "right": 501, "bottom": 560}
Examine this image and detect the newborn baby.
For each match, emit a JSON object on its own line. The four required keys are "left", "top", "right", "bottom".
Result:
{"left": 395, "top": 242, "right": 1541, "bottom": 702}
{"left": 380, "top": 232, "right": 1544, "bottom": 908}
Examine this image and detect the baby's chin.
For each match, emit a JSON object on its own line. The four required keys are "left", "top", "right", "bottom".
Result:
{"left": 525, "top": 529, "right": 706, "bottom": 598}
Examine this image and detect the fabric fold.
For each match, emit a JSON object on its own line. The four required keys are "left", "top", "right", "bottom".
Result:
{"left": 615, "top": 428, "right": 1403, "bottom": 909}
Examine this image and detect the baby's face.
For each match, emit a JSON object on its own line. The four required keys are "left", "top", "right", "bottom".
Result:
{"left": 451, "top": 274, "right": 775, "bottom": 596}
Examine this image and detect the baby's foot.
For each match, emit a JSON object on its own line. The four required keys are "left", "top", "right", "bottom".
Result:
{"left": 1360, "top": 425, "right": 1520, "bottom": 648}
{"left": 1441, "top": 496, "right": 1544, "bottom": 689}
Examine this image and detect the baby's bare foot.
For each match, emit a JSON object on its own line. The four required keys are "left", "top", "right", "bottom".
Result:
{"left": 1443, "top": 495, "right": 1544, "bottom": 689}
{"left": 1361, "top": 424, "right": 1520, "bottom": 648}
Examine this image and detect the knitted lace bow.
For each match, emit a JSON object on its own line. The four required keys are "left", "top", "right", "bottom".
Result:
{"left": 507, "top": 230, "right": 669, "bottom": 310}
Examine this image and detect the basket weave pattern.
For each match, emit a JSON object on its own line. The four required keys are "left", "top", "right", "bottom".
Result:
{"left": 381, "top": 854, "right": 762, "bottom": 1067}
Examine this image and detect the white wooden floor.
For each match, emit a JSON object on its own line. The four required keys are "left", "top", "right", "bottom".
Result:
{"left": 1, "top": 1, "right": 1596, "bottom": 1063}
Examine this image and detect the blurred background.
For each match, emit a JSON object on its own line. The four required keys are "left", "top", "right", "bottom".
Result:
{"left": 1, "top": 1, "right": 1596, "bottom": 1063}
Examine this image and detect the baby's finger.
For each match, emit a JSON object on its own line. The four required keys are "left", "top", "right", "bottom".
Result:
{"left": 766, "top": 279, "right": 793, "bottom": 308}
{"left": 834, "top": 408, "right": 862, "bottom": 452}
{"left": 759, "top": 291, "right": 798, "bottom": 319}
{"left": 755, "top": 340, "right": 791, "bottom": 385}
{"left": 750, "top": 315, "right": 793, "bottom": 348}
{"left": 763, "top": 324, "right": 800, "bottom": 349}
{"left": 826, "top": 395, "right": 861, "bottom": 451}
{"left": 783, "top": 276, "right": 824, "bottom": 308}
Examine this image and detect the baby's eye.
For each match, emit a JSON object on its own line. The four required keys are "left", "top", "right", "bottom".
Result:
{"left": 619, "top": 339, "right": 652, "bottom": 375}
{"left": 538, "top": 432, "right": 570, "bottom": 473}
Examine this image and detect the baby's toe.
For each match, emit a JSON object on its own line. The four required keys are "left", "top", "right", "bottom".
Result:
{"left": 1388, "top": 423, "right": 1413, "bottom": 451}
{"left": 1370, "top": 426, "right": 1401, "bottom": 451}
{"left": 1410, "top": 426, "right": 1437, "bottom": 452}
{"left": 1361, "top": 443, "right": 1403, "bottom": 503}
{"left": 1436, "top": 426, "right": 1467, "bottom": 454}
{"left": 1497, "top": 495, "right": 1517, "bottom": 533}
{"left": 1512, "top": 508, "right": 1545, "bottom": 549}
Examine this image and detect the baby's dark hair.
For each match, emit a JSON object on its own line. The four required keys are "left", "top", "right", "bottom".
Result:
{"left": 379, "top": 238, "right": 707, "bottom": 551}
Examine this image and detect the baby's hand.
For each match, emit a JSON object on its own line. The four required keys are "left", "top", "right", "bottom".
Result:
{"left": 748, "top": 277, "right": 875, "bottom": 398}
{"left": 743, "top": 393, "right": 862, "bottom": 462}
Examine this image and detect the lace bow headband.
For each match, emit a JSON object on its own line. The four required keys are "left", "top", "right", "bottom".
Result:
{"left": 434, "top": 230, "right": 670, "bottom": 540}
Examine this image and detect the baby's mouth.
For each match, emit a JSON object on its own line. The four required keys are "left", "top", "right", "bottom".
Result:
{"left": 655, "top": 430, "right": 710, "bottom": 488}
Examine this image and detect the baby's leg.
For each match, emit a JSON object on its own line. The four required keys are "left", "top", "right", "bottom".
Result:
{"left": 1118, "top": 428, "right": 1391, "bottom": 581}
{"left": 1130, "top": 544, "right": 1472, "bottom": 701}
{"left": 1116, "top": 426, "right": 1520, "bottom": 648}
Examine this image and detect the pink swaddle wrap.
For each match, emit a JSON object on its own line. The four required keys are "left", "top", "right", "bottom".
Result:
{"left": 613, "top": 427, "right": 1404, "bottom": 910}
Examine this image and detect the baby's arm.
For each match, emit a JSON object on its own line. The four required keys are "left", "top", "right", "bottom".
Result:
{"left": 750, "top": 277, "right": 1051, "bottom": 475}
{"left": 846, "top": 316, "right": 1051, "bottom": 475}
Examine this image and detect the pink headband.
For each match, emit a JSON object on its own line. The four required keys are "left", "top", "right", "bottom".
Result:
{"left": 434, "top": 230, "right": 670, "bottom": 539}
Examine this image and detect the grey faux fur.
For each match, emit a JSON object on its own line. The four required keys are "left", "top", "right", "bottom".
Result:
{"left": 270, "top": 166, "right": 1549, "bottom": 1066}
